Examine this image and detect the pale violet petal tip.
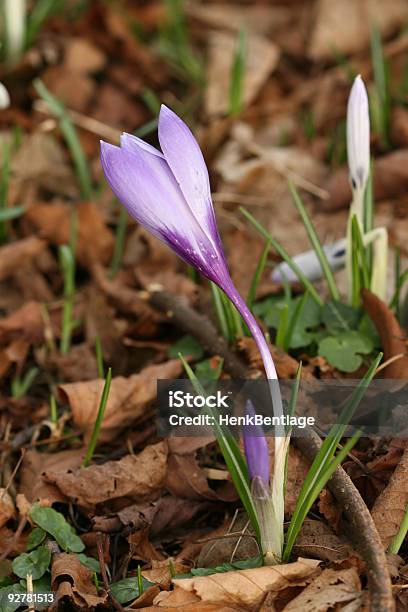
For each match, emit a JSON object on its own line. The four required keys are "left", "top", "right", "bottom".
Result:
{"left": 120, "top": 132, "right": 164, "bottom": 158}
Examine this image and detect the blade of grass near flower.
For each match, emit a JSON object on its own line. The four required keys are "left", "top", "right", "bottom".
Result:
{"left": 389, "top": 503, "right": 408, "bottom": 555}
{"left": 240, "top": 207, "right": 323, "bottom": 306}
{"left": 275, "top": 304, "right": 289, "bottom": 349}
{"left": 211, "top": 282, "right": 230, "bottom": 340}
{"left": 34, "top": 79, "right": 93, "bottom": 199}
{"left": 283, "top": 352, "right": 382, "bottom": 561}
{"left": 82, "top": 367, "right": 112, "bottom": 467}
{"left": 351, "top": 214, "right": 370, "bottom": 290}
{"left": 179, "top": 354, "right": 261, "bottom": 544}
{"left": 284, "top": 363, "right": 302, "bottom": 490}
{"left": 109, "top": 204, "right": 128, "bottom": 279}
{"left": 229, "top": 29, "right": 247, "bottom": 116}
{"left": 370, "top": 23, "right": 390, "bottom": 148}
{"left": 389, "top": 268, "right": 408, "bottom": 312}
{"left": 247, "top": 239, "right": 272, "bottom": 311}
{"left": 284, "top": 292, "right": 307, "bottom": 352}
{"left": 288, "top": 182, "right": 339, "bottom": 301}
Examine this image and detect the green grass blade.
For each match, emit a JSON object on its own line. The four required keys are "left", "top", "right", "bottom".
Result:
{"left": 179, "top": 353, "right": 261, "bottom": 544}
{"left": 211, "top": 282, "right": 230, "bottom": 340}
{"left": 389, "top": 269, "right": 408, "bottom": 312}
{"left": 83, "top": 367, "right": 112, "bottom": 467}
{"left": 95, "top": 336, "right": 104, "bottom": 379}
{"left": 284, "top": 292, "right": 307, "bottom": 352}
{"left": 351, "top": 214, "right": 370, "bottom": 290}
{"left": 34, "top": 80, "right": 93, "bottom": 199}
{"left": 276, "top": 304, "right": 289, "bottom": 349}
{"left": 229, "top": 29, "right": 247, "bottom": 116}
{"left": 393, "top": 246, "right": 401, "bottom": 319}
{"left": 289, "top": 182, "right": 339, "bottom": 301}
{"left": 0, "top": 205, "right": 25, "bottom": 222}
{"left": 247, "top": 239, "right": 271, "bottom": 311}
{"left": 283, "top": 352, "right": 382, "bottom": 561}
{"left": 109, "top": 204, "right": 128, "bottom": 279}
{"left": 240, "top": 207, "right": 323, "bottom": 306}
{"left": 388, "top": 503, "right": 408, "bottom": 555}
{"left": 370, "top": 23, "right": 390, "bottom": 147}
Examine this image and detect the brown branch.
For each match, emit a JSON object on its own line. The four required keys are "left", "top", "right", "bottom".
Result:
{"left": 148, "top": 288, "right": 394, "bottom": 612}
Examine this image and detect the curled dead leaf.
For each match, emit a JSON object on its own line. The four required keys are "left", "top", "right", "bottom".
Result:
{"left": 43, "top": 442, "right": 167, "bottom": 511}
{"left": 362, "top": 289, "right": 408, "bottom": 379}
{"left": 51, "top": 552, "right": 108, "bottom": 608}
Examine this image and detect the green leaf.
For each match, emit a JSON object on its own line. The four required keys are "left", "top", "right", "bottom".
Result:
{"left": 0, "top": 583, "right": 26, "bottom": 612}
{"left": 12, "top": 546, "right": 51, "bottom": 580}
{"left": 177, "top": 555, "right": 263, "bottom": 578}
{"left": 30, "top": 506, "right": 84, "bottom": 553}
{"left": 169, "top": 335, "right": 204, "bottom": 360}
{"left": 0, "top": 206, "right": 25, "bottom": 222}
{"left": 27, "top": 527, "right": 46, "bottom": 551}
{"left": 319, "top": 331, "right": 373, "bottom": 372}
{"left": 110, "top": 576, "right": 155, "bottom": 604}
{"left": 289, "top": 182, "right": 339, "bottom": 301}
{"left": 77, "top": 554, "right": 100, "bottom": 573}
{"left": 321, "top": 300, "right": 360, "bottom": 334}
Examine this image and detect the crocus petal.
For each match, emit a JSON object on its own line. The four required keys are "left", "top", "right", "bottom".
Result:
{"left": 347, "top": 75, "right": 370, "bottom": 191}
{"left": 158, "top": 105, "right": 223, "bottom": 253}
{"left": 243, "top": 400, "right": 270, "bottom": 486}
{"left": 120, "top": 133, "right": 165, "bottom": 159}
{"left": 100, "top": 140, "right": 227, "bottom": 282}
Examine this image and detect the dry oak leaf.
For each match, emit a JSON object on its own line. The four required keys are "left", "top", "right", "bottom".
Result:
{"left": 43, "top": 442, "right": 167, "bottom": 511}
{"left": 64, "top": 37, "right": 106, "bottom": 74}
{"left": 155, "top": 558, "right": 320, "bottom": 610}
{"left": 25, "top": 201, "right": 114, "bottom": 266}
{"left": 0, "top": 488, "right": 15, "bottom": 528}
{"left": 282, "top": 567, "right": 361, "bottom": 611}
{"left": 371, "top": 447, "right": 408, "bottom": 548}
{"left": 51, "top": 552, "right": 108, "bottom": 609}
{"left": 0, "top": 237, "right": 46, "bottom": 282}
{"left": 59, "top": 359, "right": 182, "bottom": 443}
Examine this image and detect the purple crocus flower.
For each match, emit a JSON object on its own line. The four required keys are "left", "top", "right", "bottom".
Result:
{"left": 243, "top": 401, "right": 270, "bottom": 487}
{"left": 100, "top": 105, "right": 278, "bottom": 383}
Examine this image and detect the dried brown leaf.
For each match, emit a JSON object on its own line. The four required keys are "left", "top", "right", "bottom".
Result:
{"left": 0, "top": 489, "right": 15, "bottom": 528}
{"left": 205, "top": 31, "right": 279, "bottom": 117}
{"left": 165, "top": 558, "right": 321, "bottom": 609}
{"left": 20, "top": 449, "right": 83, "bottom": 504}
{"left": 59, "top": 360, "right": 182, "bottom": 442}
{"left": 43, "top": 442, "right": 167, "bottom": 511}
{"left": 51, "top": 552, "right": 108, "bottom": 608}
{"left": 282, "top": 567, "right": 361, "bottom": 611}
{"left": 362, "top": 289, "right": 408, "bottom": 379}
{"left": 309, "top": 0, "right": 408, "bottom": 60}
{"left": 293, "top": 520, "right": 354, "bottom": 563}
{"left": 371, "top": 447, "right": 408, "bottom": 548}
{"left": 0, "top": 238, "right": 46, "bottom": 282}
{"left": 26, "top": 200, "right": 114, "bottom": 266}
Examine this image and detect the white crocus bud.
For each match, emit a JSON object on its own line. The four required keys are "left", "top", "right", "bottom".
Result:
{"left": 347, "top": 75, "right": 370, "bottom": 224}
{"left": 0, "top": 83, "right": 10, "bottom": 110}
{"left": 4, "top": 0, "right": 26, "bottom": 62}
